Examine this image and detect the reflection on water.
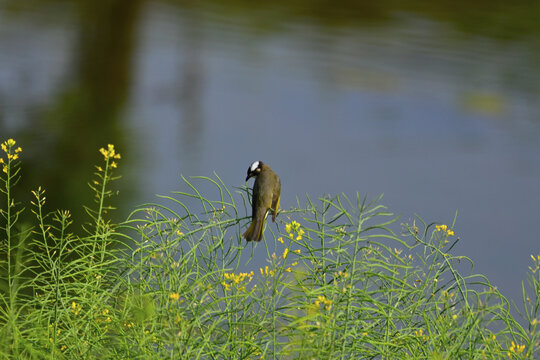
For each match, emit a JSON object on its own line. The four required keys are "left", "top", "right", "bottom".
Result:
{"left": 0, "top": 0, "right": 143, "bottom": 223}
{"left": 1, "top": 1, "right": 539, "bottom": 302}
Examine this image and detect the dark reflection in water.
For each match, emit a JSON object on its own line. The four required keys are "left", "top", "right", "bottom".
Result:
{"left": 178, "top": 5, "right": 204, "bottom": 170}
{"left": 0, "top": 1, "right": 539, "bottom": 303}
{"left": 3, "top": 0, "right": 142, "bottom": 225}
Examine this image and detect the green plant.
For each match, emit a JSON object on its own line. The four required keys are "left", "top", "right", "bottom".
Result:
{"left": 0, "top": 138, "right": 538, "bottom": 359}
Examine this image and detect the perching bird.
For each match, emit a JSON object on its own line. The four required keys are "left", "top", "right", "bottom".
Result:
{"left": 242, "top": 161, "right": 281, "bottom": 242}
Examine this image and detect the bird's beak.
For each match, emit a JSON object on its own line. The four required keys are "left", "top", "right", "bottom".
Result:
{"left": 245, "top": 174, "right": 252, "bottom": 182}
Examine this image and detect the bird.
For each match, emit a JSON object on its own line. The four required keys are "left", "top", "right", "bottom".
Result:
{"left": 242, "top": 161, "right": 281, "bottom": 242}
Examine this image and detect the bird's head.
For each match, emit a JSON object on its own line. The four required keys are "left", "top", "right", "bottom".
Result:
{"left": 245, "top": 160, "right": 263, "bottom": 181}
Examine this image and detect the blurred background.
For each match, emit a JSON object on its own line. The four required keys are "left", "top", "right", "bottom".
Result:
{"left": 1, "top": 0, "right": 539, "bottom": 304}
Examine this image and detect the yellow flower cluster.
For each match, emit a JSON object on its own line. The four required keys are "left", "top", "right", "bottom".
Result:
{"left": 414, "top": 328, "right": 429, "bottom": 341}
{"left": 285, "top": 221, "right": 299, "bottom": 234}
{"left": 281, "top": 243, "right": 301, "bottom": 259}
{"left": 285, "top": 221, "right": 305, "bottom": 241}
{"left": 286, "top": 261, "right": 299, "bottom": 273}
{"left": 222, "top": 271, "right": 254, "bottom": 292}
{"left": 96, "top": 308, "right": 112, "bottom": 323}
{"left": 123, "top": 321, "right": 135, "bottom": 328}
{"left": 99, "top": 144, "right": 121, "bottom": 168}
{"left": 1, "top": 138, "right": 16, "bottom": 151}
{"left": 102, "top": 308, "right": 111, "bottom": 322}
{"left": 507, "top": 341, "right": 525, "bottom": 358}
{"left": 435, "top": 224, "right": 455, "bottom": 236}
{"left": 169, "top": 292, "right": 180, "bottom": 301}
{"left": 441, "top": 290, "right": 455, "bottom": 300}
{"left": 314, "top": 295, "right": 333, "bottom": 311}
{"left": 1, "top": 138, "right": 22, "bottom": 173}
{"left": 71, "top": 301, "right": 82, "bottom": 316}
{"left": 225, "top": 271, "right": 254, "bottom": 284}
{"left": 260, "top": 266, "right": 275, "bottom": 277}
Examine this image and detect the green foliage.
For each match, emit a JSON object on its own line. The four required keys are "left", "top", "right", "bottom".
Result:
{"left": 0, "top": 138, "right": 539, "bottom": 359}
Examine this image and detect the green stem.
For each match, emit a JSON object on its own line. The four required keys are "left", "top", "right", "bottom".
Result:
{"left": 91, "top": 159, "right": 109, "bottom": 264}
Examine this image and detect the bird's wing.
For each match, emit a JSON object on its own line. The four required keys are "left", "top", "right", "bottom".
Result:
{"left": 251, "top": 181, "right": 260, "bottom": 221}
{"left": 271, "top": 177, "right": 281, "bottom": 222}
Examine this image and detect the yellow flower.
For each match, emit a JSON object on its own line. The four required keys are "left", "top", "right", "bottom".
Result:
{"left": 15, "top": 147, "right": 22, "bottom": 153}
{"left": 0, "top": 158, "right": 3, "bottom": 164}
{"left": 293, "top": 249, "right": 300, "bottom": 255}
{"left": 508, "top": 341, "right": 525, "bottom": 357}
{"left": 110, "top": 161, "right": 117, "bottom": 168}
{"left": 278, "top": 237, "right": 284, "bottom": 244}
{"left": 71, "top": 301, "right": 82, "bottom": 316}
{"left": 285, "top": 223, "right": 292, "bottom": 234}
{"left": 282, "top": 248, "right": 289, "bottom": 259}
{"left": 285, "top": 221, "right": 301, "bottom": 235}
{"left": 1, "top": 139, "right": 16, "bottom": 153}
{"left": 296, "top": 229, "right": 305, "bottom": 241}
{"left": 414, "top": 329, "right": 429, "bottom": 340}
{"left": 435, "top": 224, "right": 447, "bottom": 232}
{"left": 222, "top": 271, "right": 254, "bottom": 291}
{"left": 314, "top": 295, "right": 333, "bottom": 311}
{"left": 99, "top": 144, "right": 121, "bottom": 161}
{"left": 169, "top": 293, "right": 180, "bottom": 301}
{"left": 261, "top": 266, "right": 275, "bottom": 277}
{"left": 436, "top": 224, "right": 454, "bottom": 236}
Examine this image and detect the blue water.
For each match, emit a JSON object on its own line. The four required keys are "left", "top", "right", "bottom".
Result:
{"left": 1, "top": 1, "right": 539, "bottom": 306}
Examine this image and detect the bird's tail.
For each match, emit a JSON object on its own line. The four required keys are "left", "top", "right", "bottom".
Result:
{"left": 242, "top": 217, "right": 266, "bottom": 242}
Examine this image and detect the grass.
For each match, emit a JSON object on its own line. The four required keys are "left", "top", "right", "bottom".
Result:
{"left": 0, "top": 138, "right": 539, "bottom": 359}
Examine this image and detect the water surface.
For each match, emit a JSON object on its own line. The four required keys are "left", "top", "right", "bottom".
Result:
{"left": 1, "top": 0, "right": 539, "bottom": 304}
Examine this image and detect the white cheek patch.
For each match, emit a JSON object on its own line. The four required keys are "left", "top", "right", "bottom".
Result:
{"left": 250, "top": 161, "right": 260, "bottom": 172}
